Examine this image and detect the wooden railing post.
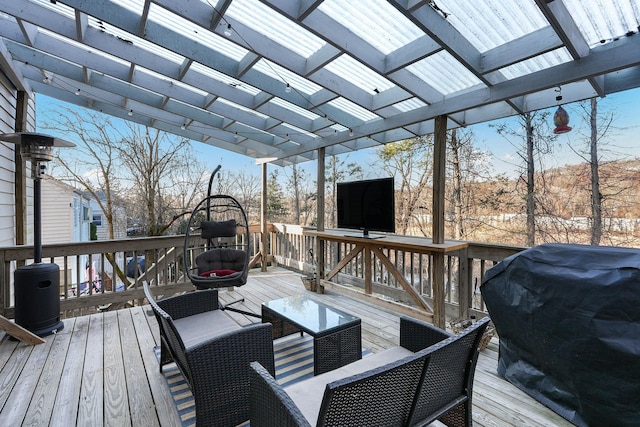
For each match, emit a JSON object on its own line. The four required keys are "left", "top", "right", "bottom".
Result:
{"left": 457, "top": 247, "right": 471, "bottom": 320}
{"left": 432, "top": 115, "right": 447, "bottom": 328}
{"left": 316, "top": 147, "right": 325, "bottom": 294}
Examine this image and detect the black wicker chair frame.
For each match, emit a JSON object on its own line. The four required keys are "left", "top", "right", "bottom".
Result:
{"left": 250, "top": 316, "right": 490, "bottom": 427}
{"left": 184, "top": 194, "right": 251, "bottom": 290}
{"left": 144, "top": 282, "right": 275, "bottom": 427}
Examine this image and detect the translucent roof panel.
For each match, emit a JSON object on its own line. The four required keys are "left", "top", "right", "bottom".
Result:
{"left": 253, "top": 59, "right": 323, "bottom": 95}
{"left": 318, "top": 0, "right": 424, "bottom": 54}
{"left": 189, "top": 63, "right": 262, "bottom": 96}
{"left": 407, "top": 51, "right": 484, "bottom": 95}
{"left": 226, "top": 0, "right": 325, "bottom": 57}
{"left": 494, "top": 48, "right": 573, "bottom": 80}
{"left": 325, "top": 54, "right": 395, "bottom": 94}
{"left": 147, "top": 3, "right": 248, "bottom": 62}
{"left": 269, "top": 97, "right": 322, "bottom": 120}
{"left": 86, "top": 17, "right": 185, "bottom": 65}
{"left": 565, "top": 0, "right": 640, "bottom": 47}
{"left": 328, "top": 97, "right": 380, "bottom": 122}
{"left": 139, "top": 66, "right": 209, "bottom": 97}
{"left": 390, "top": 98, "right": 428, "bottom": 113}
{"left": 40, "top": 28, "right": 130, "bottom": 67}
{"left": 443, "top": 0, "right": 548, "bottom": 52}
{"left": 216, "top": 98, "right": 269, "bottom": 119}
{"left": 33, "top": 0, "right": 77, "bottom": 19}
{"left": 5, "top": 0, "right": 640, "bottom": 166}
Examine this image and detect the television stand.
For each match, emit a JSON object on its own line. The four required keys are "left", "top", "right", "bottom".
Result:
{"left": 344, "top": 229, "right": 385, "bottom": 239}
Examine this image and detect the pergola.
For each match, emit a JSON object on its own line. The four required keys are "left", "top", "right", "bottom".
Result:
{"left": 1, "top": 0, "right": 640, "bottom": 324}
{"left": 1, "top": 0, "right": 639, "bottom": 165}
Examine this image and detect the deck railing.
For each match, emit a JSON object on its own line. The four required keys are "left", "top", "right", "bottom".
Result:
{"left": 268, "top": 224, "right": 526, "bottom": 321}
{"left": 0, "top": 225, "right": 524, "bottom": 322}
{"left": 0, "top": 236, "right": 192, "bottom": 318}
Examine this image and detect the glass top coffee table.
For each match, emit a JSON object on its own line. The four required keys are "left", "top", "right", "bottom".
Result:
{"left": 262, "top": 295, "right": 362, "bottom": 375}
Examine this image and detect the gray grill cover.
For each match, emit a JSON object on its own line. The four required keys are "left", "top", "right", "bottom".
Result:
{"left": 481, "top": 243, "right": 640, "bottom": 427}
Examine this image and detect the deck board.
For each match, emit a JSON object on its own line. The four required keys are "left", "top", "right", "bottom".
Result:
{"left": 78, "top": 313, "right": 104, "bottom": 426}
{"left": 23, "top": 317, "right": 74, "bottom": 426}
{"left": 0, "top": 267, "right": 573, "bottom": 426}
{"left": 104, "top": 310, "right": 130, "bottom": 426}
{"left": 50, "top": 315, "right": 87, "bottom": 427}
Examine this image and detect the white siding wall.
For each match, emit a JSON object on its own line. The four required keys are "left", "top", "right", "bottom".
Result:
{"left": 89, "top": 197, "right": 127, "bottom": 240}
{"left": 0, "top": 71, "right": 36, "bottom": 248}
{"left": 41, "top": 178, "right": 74, "bottom": 244}
{"left": 41, "top": 178, "right": 91, "bottom": 244}
{"left": 0, "top": 72, "right": 18, "bottom": 247}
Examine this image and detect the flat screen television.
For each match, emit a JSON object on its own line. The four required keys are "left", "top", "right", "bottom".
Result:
{"left": 336, "top": 177, "right": 395, "bottom": 238}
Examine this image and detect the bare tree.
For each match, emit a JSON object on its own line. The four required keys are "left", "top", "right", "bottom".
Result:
{"left": 284, "top": 164, "right": 315, "bottom": 226}
{"left": 446, "top": 129, "right": 491, "bottom": 240}
{"left": 325, "top": 156, "right": 363, "bottom": 227}
{"left": 569, "top": 97, "right": 628, "bottom": 245}
{"left": 377, "top": 136, "right": 433, "bottom": 236}
{"left": 588, "top": 98, "right": 602, "bottom": 245}
{"left": 229, "top": 170, "right": 261, "bottom": 224}
{"left": 117, "top": 123, "right": 206, "bottom": 236}
{"left": 492, "top": 111, "right": 556, "bottom": 246}
{"left": 44, "top": 107, "right": 123, "bottom": 239}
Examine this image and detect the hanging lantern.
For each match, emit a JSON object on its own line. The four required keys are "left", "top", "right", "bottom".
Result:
{"left": 553, "top": 105, "right": 572, "bottom": 134}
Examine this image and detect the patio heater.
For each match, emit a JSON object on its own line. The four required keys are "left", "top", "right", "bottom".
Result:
{"left": 0, "top": 132, "right": 75, "bottom": 337}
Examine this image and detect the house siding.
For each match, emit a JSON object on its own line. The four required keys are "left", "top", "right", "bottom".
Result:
{"left": 0, "top": 71, "right": 18, "bottom": 247}
{"left": 41, "top": 177, "right": 91, "bottom": 244}
{"left": 0, "top": 70, "right": 36, "bottom": 247}
{"left": 89, "top": 197, "right": 127, "bottom": 240}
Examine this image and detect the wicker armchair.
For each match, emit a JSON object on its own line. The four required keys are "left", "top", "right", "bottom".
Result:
{"left": 250, "top": 316, "right": 490, "bottom": 427}
{"left": 143, "top": 282, "right": 275, "bottom": 427}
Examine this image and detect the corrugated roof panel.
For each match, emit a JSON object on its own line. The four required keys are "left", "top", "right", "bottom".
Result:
{"left": 189, "top": 63, "right": 262, "bottom": 96}
{"left": 270, "top": 98, "right": 322, "bottom": 120}
{"left": 328, "top": 97, "right": 380, "bottom": 122}
{"left": 278, "top": 123, "right": 319, "bottom": 139}
{"left": 494, "top": 48, "right": 572, "bottom": 80}
{"left": 318, "top": 0, "right": 423, "bottom": 55}
{"left": 407, "top": 51, "right": 483, "bottom": 96}
{"left": 325, "top": 54, "right": 395, "bottom": 94}
{"left": 86, "top": 16, "right": 185, "bottom": 65}
{"left": 565, "top": 0, "right": 640, "bottom": 47}
{"left": 140, "top": 66, "right": 209, "bottom": 96}
{"left": 443, "top": 0, "right": 547, "bottom": 52}
{"left": 41, "top": 28, "right": 130, "bottom": 67}
{"left": 33, "top": 0, "right": 78, "bottom": 19}
{"left": 227, "top": 0, "right": 324, "bottom": 57}
{"left": 215, "top": 98, "right": 269, "bottom": 119}
{"left": 147, "top": 3, "right": 248, "bottom": 62}
{"left": 391, "top": 98, "right": 428, "bottom": 113}
{"left": 252, "top": 59, "right": 323, "bottom": 95}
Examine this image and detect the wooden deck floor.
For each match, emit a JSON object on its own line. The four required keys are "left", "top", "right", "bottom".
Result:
{"left": 0, "top": 267, "right": 573, "bottom": 426}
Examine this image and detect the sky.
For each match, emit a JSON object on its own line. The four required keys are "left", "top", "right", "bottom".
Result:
{"left": 36, "top": 86, "right": 640, "bottom": 182}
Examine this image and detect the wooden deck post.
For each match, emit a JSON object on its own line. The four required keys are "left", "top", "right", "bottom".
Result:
{"left": 432, "top": 115, "right": 447, "bottom": 328}
{"left": 260, "top": 162, "right": 268, "bottom": 272}
{"left": 316, "top": 147, "right": 325, "bottom": 294}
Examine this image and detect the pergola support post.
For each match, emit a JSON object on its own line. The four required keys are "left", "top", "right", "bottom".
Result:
{"left": 260, "top": 162, "right": 268, "bottom": 272}
{"left": 432, "top": 115, "right": 447, "bottom": 328}
{"left": 14, "top": 91, "right": 28, "bottom": 248}
{"left": 316, "top": 147, "right": 325, "bottom": 294}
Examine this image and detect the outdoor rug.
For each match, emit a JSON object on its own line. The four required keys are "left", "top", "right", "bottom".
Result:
{"left": 154, "top": 333, "right": 371, "bottom": 426}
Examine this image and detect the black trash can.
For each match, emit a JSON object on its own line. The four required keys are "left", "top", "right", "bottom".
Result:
{"left": 14, "top": 262, "right": 64, "bottom": 336}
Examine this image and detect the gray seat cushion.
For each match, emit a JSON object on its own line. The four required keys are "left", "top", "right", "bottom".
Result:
{"left": 195, "top": 248, "right": 247, "bottom": 274}
{"left": 284, "top": 345, "right": 415, "bottom": 423}
{"left": 173, "top": 309, "right": 240, "bottom": 349}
